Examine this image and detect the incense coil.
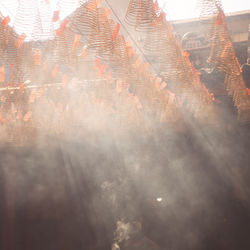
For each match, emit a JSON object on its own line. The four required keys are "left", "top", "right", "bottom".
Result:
{"left": 88, "top": 11, "right": 115, "bottom": 57}
{"left": 108, "top": 35, "right": 130, "bottom": 77}
{"left": 47, "top": 27, "right": 75, "bottom": 65}
{"left": 15, "top": 43, "right": 34, "bottom": 82}
{"left": 13, "top": 0, "right": 43, "bottom": 41}
{"left": 0, "top": 22, "right": 8, "bottom": 55}
{"left": 0, "top": 27, "right": 18, "bottom": 67}
{"left": 69, "top": 1, "right": 99, "bottom": 36}
{"left": 204, "top": 5, "right": 250, "bottom": 122}
{"left": 143, "top": 16, "right": 171, "bottom": 59}
{"left": 198, "top": 0, "right": 223, "bottom": 23}
{"left": 125, "top": 0, "right": 157, "bottom": 30}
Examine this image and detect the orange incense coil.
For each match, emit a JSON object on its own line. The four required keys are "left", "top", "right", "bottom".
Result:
{"left": 125, "top": 0, "right": 157, "bottom": 30}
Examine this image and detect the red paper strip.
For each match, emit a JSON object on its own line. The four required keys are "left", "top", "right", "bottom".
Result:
{"left": 56, "top": 19, "right": 68, "bottom": 36}
{"left": 52, "top": 11, "right": 60, "bottom": 22}
{"left": 16, "top": 33, "right": 26, "bottom": 48}
{"left": 87, "top": 0, "right": 102, "bottom": 12}
{"left": 19, "top": 83, "right": 25, "bottom": 92}
{"left": 95, "top": 58, "right": 101, "bottom": 69}
{"left": 101, "top": 8, "right": 112, "bottom": 22}
{"left": 72, "top": 34, "right": 81, "bottom": 51}
{"left": 0, "top": 66, "right": 5, "bottom": 82}
{"left": 51, "top": 64, "right": 59, "bottom": 78}
{"left": 82, "top": 48, "right": 88, "bottom": 58}
{"left": 62, "top": 73, "right": 69, "bottom": 86}
{"left": 2, "top": 16, "right": 10, "bottom": 26}
{"left": 106, "top": 71, "right": 112, "bottom": 81}
{"left": 112, "top": 23, "right": 120, "bottom": 40}
{"left": 100, "top": 64, "right": 106, "bottom": 73}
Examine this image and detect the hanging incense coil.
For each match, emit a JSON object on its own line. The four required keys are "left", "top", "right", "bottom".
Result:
{"left": 0, "top": 25, "right": 18, "bottom": 66}
{"left": 108, "top": 34, "right": 130, "bottom": 77}
{"left": 46, "top": 26, "right": 76, "bottom": 65}
{"left": 13, "top": 0, "right": 43, "bottom": 41}
{"left": 143, "top": 14, "right": 171, "bottom": 59}
{"left": 69, "top": 0, "right": 99, "bottom": 36}
{"left": 125, "top": 0, "right": 157, "bottom": 30}
{"left": 198, "top": 0, "right": 223, "bottom": 23}
{"left": 0, "top": 21, "right": 8, "bottom": 55}
{"left": 87, "top": 9, "right": 116, "bottom": 57}
{"left": 202, "top": 4, "right": 250, "bottom": 122}
{"left": 207, "top": 10, "right": 234, "bottom": 73}
{"left": 30, "top": 10, "right": 44, "bottom": 41}
{"left": 9, "top": 43, "right": 33, "bottom": 83}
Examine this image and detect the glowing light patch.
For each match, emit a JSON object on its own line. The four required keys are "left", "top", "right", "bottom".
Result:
{"left": 156, "top": 197, "right": 163, "bottom": 202}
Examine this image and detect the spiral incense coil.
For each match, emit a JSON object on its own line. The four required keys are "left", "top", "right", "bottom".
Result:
{"left": 69, "top": 1, "right": 99, "bottom": 36}
{"left": 16, "top": 43, "right": 34, "bottom": 82}
{"left": 143, "top": 16, "right": 171, "bottom": 58}
{"left": 198, "top": 0, "right": 223, "bottom": 23}
{"left": 202, "top": 3, "right": 250, "bottom": 122}
{"left": 108, "top": 35, "right": 130, "bottom": 77}
{"left": 125, "top": 0, "right": 157, "bottom": 30}
{"left": 48, "top": 27, "right": 76, "bottom": 65}
{"left": 87, "top": 9, "right": 116, "bottom": 57}
{"left": 0, "top": 22, "right": 8, "bottom": 55}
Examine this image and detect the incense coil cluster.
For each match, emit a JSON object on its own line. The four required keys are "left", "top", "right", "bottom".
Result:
{"left": 0, "top": 0, "right": 221, "bottom": 144}
{"left": 199, "top": 0, "right": 250, "bottom": 122}
{"left": 125, "top": 2, "right": 216, "bottom": 122}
